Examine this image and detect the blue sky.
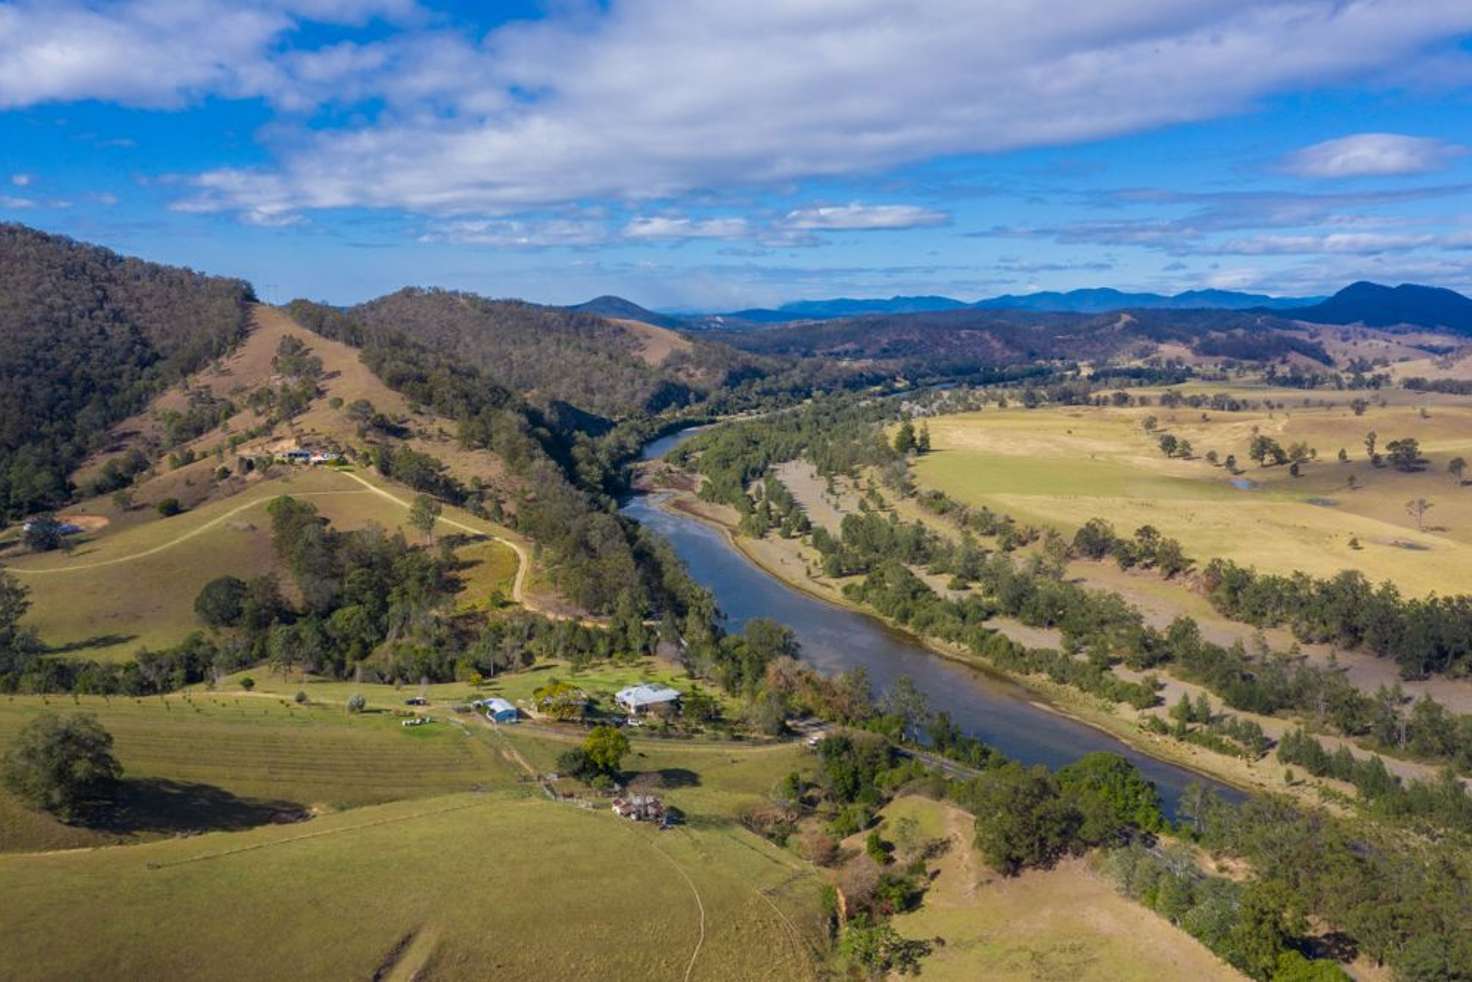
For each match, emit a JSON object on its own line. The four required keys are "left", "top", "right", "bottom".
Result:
{"left": 3, "top": 1, "right": 1472, "bottom": 310}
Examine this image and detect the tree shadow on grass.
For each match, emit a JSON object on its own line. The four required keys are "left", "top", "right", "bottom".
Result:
{"left": 655, "top": 767, "right": 701, "bottom": 788}
{"left": 45, "top": 633, "right": 138, "bottom": 655}
{"left": 84, "top": 778, "right": 307, "bottom": 836}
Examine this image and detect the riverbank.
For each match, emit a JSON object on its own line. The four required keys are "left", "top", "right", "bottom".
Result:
{"left": 648, "top": 484, "right": 1307, "bottom": 804}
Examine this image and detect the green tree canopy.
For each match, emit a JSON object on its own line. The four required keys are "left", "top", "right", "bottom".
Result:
{"left": 193, "top": 575, "right": 248, "bottom": 628}
{"left": 2, "top": 712, "right": 122, "bottom": 821}
{"left": 583, "top": 724, "right": 630, "bottom": 775}
{"left": 1055, "top": 751, "right": 1163, "bottom": 844}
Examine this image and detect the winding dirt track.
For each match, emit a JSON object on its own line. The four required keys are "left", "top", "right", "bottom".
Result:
{"left": 9, "top": 468, "right": 540, "bottom": 612}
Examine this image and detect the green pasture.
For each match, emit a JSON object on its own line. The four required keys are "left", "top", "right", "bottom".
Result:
{"left": 7, "top": 467, "right": 518, "bottom": 662}
{"left": 0, "top": 793, "right": 825, "bottom": 981}
{"left": 0, "top": 692, "right": 520, "bottom": 853}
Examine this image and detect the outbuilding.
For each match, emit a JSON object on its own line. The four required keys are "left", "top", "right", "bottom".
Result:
{"left": 614, "top": 683, "right": 681, "bottom": 716}
{"left": 481, "top": 698, "right": 518, "bottom": 723}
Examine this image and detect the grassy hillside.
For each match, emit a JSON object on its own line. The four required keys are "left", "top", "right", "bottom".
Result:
{"left": 0, "top": 685, "right": 826, "bottom": 981}
{"left": 880, "top": 796, "right": 1239, "bottom": 981}
{"left": 6, "top": 467, "right": 519, "bottom": 661}
{"left": 911, "top": 384, "right": 1472, "bottom": 596}
{"left": 0, "top": 692, "right": 519, "bottom": 853}
{"left": 0, "top": 791, "right": 824, "bottom": 982}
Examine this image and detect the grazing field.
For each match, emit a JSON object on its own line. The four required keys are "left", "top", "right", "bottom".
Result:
{"left": 5, "top": 467, "right": 518, "bottom": 661}
{"left": 0, "top": 792, "right": 826, "bottom": 982}
{"left": 884, "top": 796, "right": 1239, "bottom": 981}
{"left": 0, "top": 693, "right": 521, "bottom": 853}
{"left": 912, "top": 385, "right": 1472, "bottom": 596}
{"left": 228, "top": 657, "right": 732, "bottom": 719}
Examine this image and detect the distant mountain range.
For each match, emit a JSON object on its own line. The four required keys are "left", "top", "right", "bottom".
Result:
{"left": 971, "top": 287, "right": 1324, "bottom": 314}
{"left": 573, "top": 281, "right": 1472, "bottom": 334}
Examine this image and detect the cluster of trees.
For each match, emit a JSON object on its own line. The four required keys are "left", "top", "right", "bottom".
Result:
{"left": 1202, "top": 561, "right": 1472, "bottom": 678}
{"left": 1182, "top": 790, "right": 1472, "bottom": 978}
{"left": 0, "top": 223, "right": 253, "bottom": 519}
{"left": 1276, "top": 729, "right": 1472, "bottom": 832}
{"left": 1073, "top": 518, "right": 1192, "bottom": 577}
{"left": 740, "top": 476, "right": 811, "bottom": 538}
{"left": 1098, "top": 844, "right": 1348, "bottom": 981}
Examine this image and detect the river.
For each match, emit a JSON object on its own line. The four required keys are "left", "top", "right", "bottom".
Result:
{"left": 626, "top": 427, "right": 1240, "bottom": 816}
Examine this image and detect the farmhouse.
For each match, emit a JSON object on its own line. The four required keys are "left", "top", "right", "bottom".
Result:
{"left": 272, "top": 446, "right": 344, "bottom": 465}
{"left": 611, "top": 794, "right": 666, "bottom": 823}
{"left": 615, "top": 683, "right": 681, "bottom": 716}
{"left": 480, "top": 698, "right": 518, "bottom": 723}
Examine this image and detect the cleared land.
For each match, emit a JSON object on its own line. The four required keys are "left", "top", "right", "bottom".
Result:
{"left": 883, "top": 796, "right": 1240, "bottom": 981}
{"left": 5, "top": 467, "right": 519, "bottom": 661}
{"left": 912, "top": 385, "right": 1472, "bottom": 596}
{"left": 0, "top": 692, "right": 520, "bottom": 853}
{"left": 0, "top": 684, "right": 826, "bottom": 979}
{"left": 0, "top": 793, "right": 824, "bottom": 982}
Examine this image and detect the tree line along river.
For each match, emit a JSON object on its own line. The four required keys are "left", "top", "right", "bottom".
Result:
{"left": 626, "top": 427, "right": 1240, "bottom": 817}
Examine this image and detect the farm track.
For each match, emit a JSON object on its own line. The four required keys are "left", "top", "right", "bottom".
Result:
{"left": 9, "top": 466, "right": 550, "bottom": 616}
{"left": 7, "top": 490, "right": 371, "bottom": 574}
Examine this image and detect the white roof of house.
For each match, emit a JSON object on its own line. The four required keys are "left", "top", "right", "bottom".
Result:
{"left": 615, "top": 684, "right": 681, "bottom": 707}
{"left": 483, "top": 698, "right": 516, "bottom": 713}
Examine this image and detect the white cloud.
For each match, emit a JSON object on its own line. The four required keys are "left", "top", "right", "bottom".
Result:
{"left": 1280, "top": 133, "right": 1466, "bottom": 178}
{"left": 623, "top": 216, "right": 750, "bottom": 240}
{"left": 167, "top": 1, "right": 1472, "bottom": 220}
{"left": 0, "top": 194, "right": 31, "bottom": 208}
{"left": 0, "top": 0, "right": 416, "bottom": 109}
{"left": 1211, "top": 232, "right": 1436, "bottom": 255}
{"left": 782, "top": 203, "right": 949, "bottom": 230}
{"left": 10, "top": 173, "right": 31, "bottom": 186}
{"left": 420, "top": 218, "right": 608, "bottom": 248}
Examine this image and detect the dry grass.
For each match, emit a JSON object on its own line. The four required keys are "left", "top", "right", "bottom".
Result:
{"left": 883, "top": 796, "right": 1241, "bottom": 981}
{"left": 913, "top": 386, "right": 1472, "bottom": 596}
{"left": 612, "top": 317, "right": 694, "bottom": 366}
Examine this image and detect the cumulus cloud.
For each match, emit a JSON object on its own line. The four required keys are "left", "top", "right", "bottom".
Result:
{"left": 164, "top": 1, "right": 1472, "bottom": 221}
{"left": 10, "top": 173, "right": 31, "bottom": 186}
{"left": 0, "top": 0, "right": 416, "bottom": 109}
{"left": 782, "top": 203, "right": 949, "bottom": 230}
{"left": 1280, "top": 133, "right": 1466, "bottom": 178}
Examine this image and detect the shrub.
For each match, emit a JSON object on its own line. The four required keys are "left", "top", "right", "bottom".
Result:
{"left": 346, "top": 693, "right": 366, "bottom": 713}
{"left": 156, "top": 498, "right": 182, "bottom": 517}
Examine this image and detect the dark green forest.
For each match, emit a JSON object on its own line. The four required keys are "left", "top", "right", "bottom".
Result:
{"left": 0, "top": 224, "right": 254, "bottom": 519}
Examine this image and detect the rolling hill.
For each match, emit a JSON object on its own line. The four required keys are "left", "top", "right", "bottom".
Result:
{"left": 707, "top": 306, "right": 1336, "bottom": 377}
{"left": 1285, "top": 281, "right": 1472, "bottom": 333}
{"left": 0, "top": 223, "right": 254, "bottom": 519}
{"left": 565, "top": 294, "right": 685, "bottom": 329}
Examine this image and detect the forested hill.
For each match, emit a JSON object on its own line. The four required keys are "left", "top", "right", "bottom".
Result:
{"left": 0, "top": 223, "right": 254, "bottom": 519}
{"left": 708, "top": 306, "right": 1331, "bottom": 377}
{"left": 1286, "top": 281, "right": 1472, "bottom": 333}
{"left": 314, "top": 287, "right": 745, "bottom": 419}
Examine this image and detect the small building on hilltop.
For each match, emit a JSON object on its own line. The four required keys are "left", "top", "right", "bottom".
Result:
{"left": 615, "top": 683, "right": 682, "bottom": 717}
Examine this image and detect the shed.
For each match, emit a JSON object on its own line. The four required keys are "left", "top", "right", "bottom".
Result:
{"left": 482, "top": 698, "right": 518, "bottom": 723}
{"left": 614, "top": 683, "right": 682, "bottom": 716}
